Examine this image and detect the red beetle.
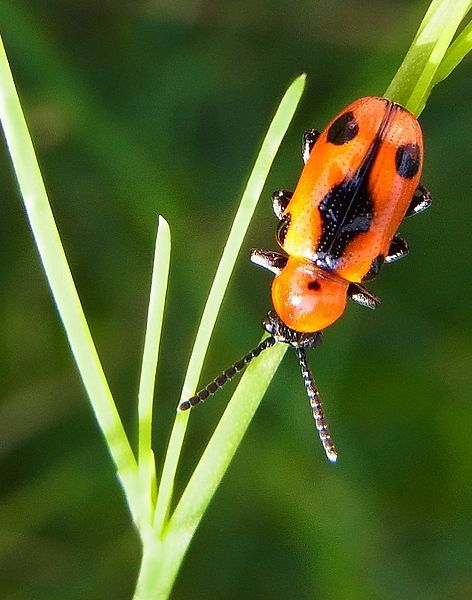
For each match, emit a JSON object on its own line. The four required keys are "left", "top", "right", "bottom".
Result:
{"left": 179, "top": 96, "right": 431, "bottom": 462}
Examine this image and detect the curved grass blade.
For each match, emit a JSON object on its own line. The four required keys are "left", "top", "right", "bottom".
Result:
{"left": 137, "top": 216, "right": 171, "bottom": 534}
{"left": 152, "top": 74, "right": 307, "bottom": 537}
{"left": 384, "top": 0, "right": 471, "bottom": 114}
{"left": 0, "top": 34, "right": 139, "bottom": 521}
{"left": 136, "top": 341, "right": 287, "bottom": 598}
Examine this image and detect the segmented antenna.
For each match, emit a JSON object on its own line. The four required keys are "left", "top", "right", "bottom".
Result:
{"left": 295, "top": 347, "right": 337, "bottom": 463}
{"left": 178, "top": 336, "right": 276, "bottom": 411}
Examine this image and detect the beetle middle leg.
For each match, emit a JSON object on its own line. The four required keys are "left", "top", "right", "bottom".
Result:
{"left": 250, "top": 248, "right": 288, "bottom": 275}
{"left": 348, "top": 283, "right": 380, "bottom": 309}
{"left": 272, "top": 189, "right": 293, "bottom": 219}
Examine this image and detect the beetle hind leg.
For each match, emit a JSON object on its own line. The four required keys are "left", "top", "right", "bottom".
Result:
{"left": 406, "top": 183, "right": 432, "bottom": 217}
{"left": 348, "top": 283, "right": 380, "bottom": 309}
{"left": 385, "top": 234, "right": 409, "bottom": 264}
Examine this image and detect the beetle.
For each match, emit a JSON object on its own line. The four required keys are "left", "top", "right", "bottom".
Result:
{"left": 178, "top": 96, "right": 431, "bottom": 463}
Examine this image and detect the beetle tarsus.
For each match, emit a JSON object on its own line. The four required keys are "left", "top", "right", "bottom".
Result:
{"left": 385, "top": 234, "right": 409, "bottom": 263}
{"left": 406, "top": 183, "right": 432, "bottom": 217}
{"left": 272, "top": 189, "right": 293, "bottom": 219}
{"left": 303, "top": 128, "right": 321, "bottom": 163}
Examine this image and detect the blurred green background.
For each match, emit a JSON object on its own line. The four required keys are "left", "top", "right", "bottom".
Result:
{"left": 0, "top": 1, "right": 471, "bottom": 598}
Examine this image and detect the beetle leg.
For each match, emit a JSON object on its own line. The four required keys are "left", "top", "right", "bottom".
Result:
{"left": 272, "top": 189, "right": 293, "bottom": 219}
{"left": 303, "top": 129, "right": 321, "bottom": 163}
{"left": 250, "top": 248, "right": 288, "bottom": 275}
{"left": 405, "top": 183, "right": 432, "bottom": 217}
{"left": 348, "top": 283, "right": 380, "bottom": 309}
{"left": 362, "top": 254, "right": 384, "bottom": 281}
{"left": 385, "top": 234, "right": 409, "bottom": 264}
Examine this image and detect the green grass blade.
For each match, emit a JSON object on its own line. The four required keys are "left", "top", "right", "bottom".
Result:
{"left": 152, "top": 74, "right": 306, "bottom": 536}
{"left": 384, "top": 0, "right": 471, "bottom": 114}
{"left": 432, "top": 18, "right": 472, "bottom": 85}
{"left": 136, "top": 340, "right": 288, "bottom": 599}
{"left": 137, "top": 216, "right": 171, "bottom": 533}
{"left": 0, "top": 34, "right": 139, "bottom": 521}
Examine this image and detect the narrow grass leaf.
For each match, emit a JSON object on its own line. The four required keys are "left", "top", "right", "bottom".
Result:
{"left": 384, "top": 0, "right": 471, "bottom": 114}
{"left": 432, "top": 18, "right": 472, "bottom": 85}
{"left": 152, "top": 74, "right": 306, "bottom": 536}
{"left": 0, "top": 35, "right": 139, "bottom": 521}
{"left": 137, "top": 341, "right": 288, "bottom": 599}
{"left": 137, "top": 216, "right": 171, "bottom": 533}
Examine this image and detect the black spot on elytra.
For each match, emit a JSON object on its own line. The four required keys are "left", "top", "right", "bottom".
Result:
{"left": 276, "top": 213, "right": 291, "bottom": 246}
{"left": 317, "top": 178, "right": 374, "bottom": 262}
{"left": 395, "top": 143, "right": 421, "bottom": 179}
{"left": 362, "top": 254, "right": 384, "bottom": 281}
{"left": 315, "top": 105, "right": 395, "bottom": 269}
{"left": 327, "top": 111, "right": 359, "bottom": 145}
{"left": 307, "top": 280, "right": 321, "bottom": 291}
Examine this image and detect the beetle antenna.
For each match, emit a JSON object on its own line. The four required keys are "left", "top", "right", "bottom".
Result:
{"left": 294, "top": 347, "right": 337, "bottom": 463}
{"left": 178, "top": 336, "right": 276, "bottom": 411}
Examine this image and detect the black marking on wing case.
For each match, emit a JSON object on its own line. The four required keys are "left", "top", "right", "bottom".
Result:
{"left": 395, "top": 143, "right": 421, "bottom": 179}
{"left": 317, "top": 178, "right": 374, "bottom": 263}
{"left": 316, "top": 101, "right": 397, "bottom": 269}
{"left": 327, "top": 111, "right": 359, "bottom": 145}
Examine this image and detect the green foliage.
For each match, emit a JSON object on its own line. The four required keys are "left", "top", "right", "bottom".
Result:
{"left": 384, "top": 0, "right": 472, "bottom": 114}
{"left": 0, "top": 0, "right": 471, "bottom": 598}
